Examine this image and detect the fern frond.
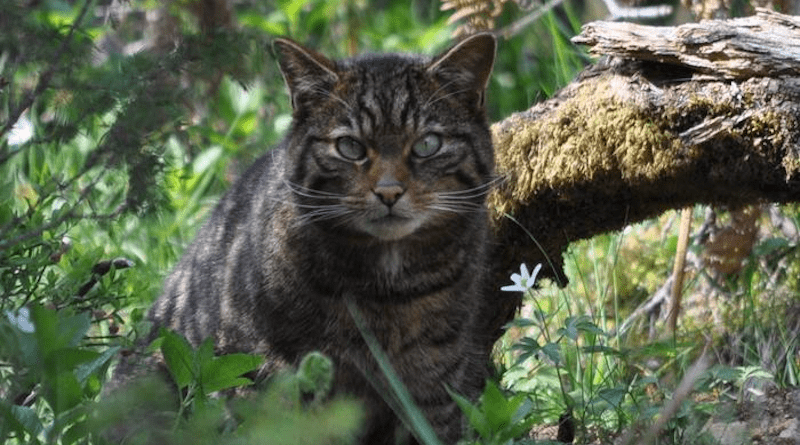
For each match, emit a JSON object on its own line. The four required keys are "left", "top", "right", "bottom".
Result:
{"left": 440, "top": 0, "right": 509, "bottom": 36}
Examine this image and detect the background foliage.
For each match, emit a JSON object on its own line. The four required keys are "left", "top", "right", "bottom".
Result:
{"left": 1, "top": 0, "right": 798, "bottom": 444}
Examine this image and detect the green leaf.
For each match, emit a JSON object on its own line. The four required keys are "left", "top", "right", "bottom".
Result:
{"left": 49, "top": 371, "right": 83, "bottom": 414}
{"left": 450, "top": 388, "right": 490, "bottom": 439}
{"left": 509, "top": 397, "right": 536, "bottom": 436}
{"left": 707, "top": 364, "right": 742, "bottom": 384}
{"left": 737, "top": 366, "right": 774, "bottom": 387}
{"left": 13, "top": 329, "right": 39, "bottom": 373}
{"left": 44, "top": 348, "right": 99, "bottom": 380}
{"left": 159, "top": 329, "right": 195, "bottom": 389}
{"left": 511, "top": 337, "right": 541, "bottom": 352}
{"left": 75, "top": 346, "right": 120, "bottom": 384}
{"left": 191, "top": 145, "right": 223, "bottom": 175}
{"left": 59, "top": 312, "right": 92, "bottom": 348}
{"left": 195, "top": 337, "right": 215, "bottom": 366}
{"left": 482, "top": 381, "right": 513, "bottom": 433}
{"left": 511, "top": 337, "right": 542, "bottom": 366}
{"left": 61, "top": 419, "right": 88, "bottom": 445}
{"left": 541, "top": 342, "right": 561, "bottom": 365}
{"left": 597, "top": 386, "right": 627, "bottom": 409}
{"left": 30, "top": 306, "right": 91, "bottom": 355}
{"left": 573, "top": 316, "right": 605, "bottom": 336}
{"left": 200, "top": 353, "right": 263, "bottom": 394}
{"left": 30, "top": 304, "right": 59, "bottom": 355}
{"left": 558, "top": 315, "right": 604, "bottom": 341}
{"left": 506, "top": 318, "right": 537, "bottom": 329}
{"left": 0, "top": 401, "right": 44, "bottom": 438}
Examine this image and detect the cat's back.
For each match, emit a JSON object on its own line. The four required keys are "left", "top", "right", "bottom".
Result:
{"left": 148, "top": 142, "right": 287, "bottom": 348}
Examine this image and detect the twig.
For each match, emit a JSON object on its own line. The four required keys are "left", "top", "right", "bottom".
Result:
{"left": 616, "top": 249, "right": 705, "bottom": 337}
{"left": 619, "top": 347, "right": 710, "bottom": 445}
{"left": 0, "top": 167, "right": 127, "bottom": 250}
{"left": 498, "top": 0, "right": 566, "bottom": 39}
{"left": 0, "top": 0, "right": 93, "bottom": 164}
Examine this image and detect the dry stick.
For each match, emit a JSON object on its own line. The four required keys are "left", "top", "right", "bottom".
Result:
{"left": 497, "top": 0, "right": 566, "bottom": 39}
{"left": 619, "top": 347, "right": 711, "bottom": 445}
{"left": 597, "top": 0, "right": 672, "bottom": 20}
{"left": 668, "top": 207, "right": 692, "bottom": 333}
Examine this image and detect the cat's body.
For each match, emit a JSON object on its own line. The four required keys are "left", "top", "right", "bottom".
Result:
{"left": 146, "top": 34, "right": 497, "bottom": 444}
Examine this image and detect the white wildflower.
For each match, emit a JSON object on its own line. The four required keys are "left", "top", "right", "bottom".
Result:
{"left": 501, "top": 263, "right": 542, "bottom": 292}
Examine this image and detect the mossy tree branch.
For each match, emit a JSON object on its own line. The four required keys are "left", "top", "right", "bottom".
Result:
{"left": 484, "top": 8, "right": 800, "bottom": 343}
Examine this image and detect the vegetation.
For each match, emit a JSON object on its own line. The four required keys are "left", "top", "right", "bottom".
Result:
{"left": 2, "top": 0, "right": 798, "bottom": 444}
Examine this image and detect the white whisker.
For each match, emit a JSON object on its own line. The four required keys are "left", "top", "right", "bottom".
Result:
{"left": 283, "top": 179, "right": 343, "bottom": 199}
{"left": 436, "top": 177, "right": 503, "bottom": 200}
{"left": 424, "top": 86, "right": 473, "bottom": 109}
{"left": 422, "top": 80, "right": 459, "bottom": 110}
{"left": 428, "top": 203, "right": 485, "bottom": 213}
{"left": 295, "top": 206, "right": 353, "bottom": 226}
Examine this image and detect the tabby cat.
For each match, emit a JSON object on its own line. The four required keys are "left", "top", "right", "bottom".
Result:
{"left": 147, "top": 33, "right": 497, "bottom": 444}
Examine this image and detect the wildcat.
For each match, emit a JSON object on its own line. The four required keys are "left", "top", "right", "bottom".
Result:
{"left": 143, "top": 33, "right": 496, "bottom": 444}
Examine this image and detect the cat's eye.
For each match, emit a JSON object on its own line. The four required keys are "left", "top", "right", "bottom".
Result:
{"left": 412, "top": 133, "right": 442, "bottom": 158}
{"left": 336, "top": 137, "right": 367, "bottom": 161}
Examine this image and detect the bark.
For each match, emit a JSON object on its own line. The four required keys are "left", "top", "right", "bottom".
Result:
{"left": 485, "top": 8, "right": 800, "bottom": 343}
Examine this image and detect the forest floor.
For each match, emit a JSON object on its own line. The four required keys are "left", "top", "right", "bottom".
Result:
{"left": 528, "top": 383, "right": 800, "bottom": 444}
{"left": 705, "top": 386, "right": 800, "bottom": 445}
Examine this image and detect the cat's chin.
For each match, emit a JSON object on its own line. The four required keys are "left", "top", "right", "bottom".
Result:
{"left": 357, "top": 215, "right": 425, "bottom": 241}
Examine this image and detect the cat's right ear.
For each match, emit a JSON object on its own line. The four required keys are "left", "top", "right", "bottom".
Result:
{"left": 273, "top": 38, "right": 339, "bottom": 110}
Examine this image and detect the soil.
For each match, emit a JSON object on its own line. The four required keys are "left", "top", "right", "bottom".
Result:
{"left": 712, "top": 386, "right": 800, "bottom": 445}
{"left": 529, "top": 387, "right": 800, "bottom": 444}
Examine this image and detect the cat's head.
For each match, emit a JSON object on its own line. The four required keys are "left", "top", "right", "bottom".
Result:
{"left": 273, "top": 34, "right": 496, "bottom": 242}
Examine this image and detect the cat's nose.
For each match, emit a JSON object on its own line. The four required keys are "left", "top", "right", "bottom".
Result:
{"left": 373, "top": 179, "right": 405, "bottom": 207}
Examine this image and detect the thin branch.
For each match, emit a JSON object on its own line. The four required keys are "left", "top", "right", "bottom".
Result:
{"left": 619, "top": 348, "right": 711, "bottom": 445}
{"left": 0, "top": 167, "right": 127, "bottom": 251}
{"left": 498, "top": 0, "right": 566, "bottom": 39}
{"left": 0, "top": 0, "right": 94, "bottom": 165}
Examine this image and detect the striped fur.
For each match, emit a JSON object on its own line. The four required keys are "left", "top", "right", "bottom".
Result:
{"left": 148, "top": 34, "right": 496, "bottom": 444}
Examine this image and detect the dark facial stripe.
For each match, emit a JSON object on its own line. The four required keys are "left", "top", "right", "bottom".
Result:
{"left": 454, "top": 168, "right": 480, "bottom": 190}
{"left": 449, "top": 132, "right": 493, "bottom": 178}
{"left": 399, "top": 75, "right": 417, "bottom": 128}
{"left": 356, "top": 96, "right": 377, "bottom": 133}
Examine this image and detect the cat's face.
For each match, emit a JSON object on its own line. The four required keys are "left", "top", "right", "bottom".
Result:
{"left": 274, "top": 35, "right": 496, "bottom": 241}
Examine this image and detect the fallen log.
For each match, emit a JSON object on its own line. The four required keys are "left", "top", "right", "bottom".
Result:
{"left": 485, "top": 8, "right": 800, "bottom": 343}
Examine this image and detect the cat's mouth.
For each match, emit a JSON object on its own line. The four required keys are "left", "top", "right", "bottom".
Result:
{"left": 375, "top": 214, "right": 406, "bottom": 223}
{"left": 359, "top": 214, "right": 424, "bottom": 241}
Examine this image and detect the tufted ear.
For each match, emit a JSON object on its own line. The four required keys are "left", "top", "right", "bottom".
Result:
{"left": 273, "top": 38, "right": 339, "bottom": 110}
{"left": 427, "top": 33, "right": 496, "bottom": 107}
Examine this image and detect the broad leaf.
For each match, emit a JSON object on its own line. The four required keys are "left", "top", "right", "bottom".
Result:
{"left": 200, "top": 353, "right": 263, "bottom": 394}
{"left": 159, "top": 329, "right": 195, "bottom": 389}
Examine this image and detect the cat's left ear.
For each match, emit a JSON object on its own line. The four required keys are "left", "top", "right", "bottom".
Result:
{"left": 273, "top": 38, "right": 339, "bottom": 111}
{"left": 427, "top": 32, "right": 497, "bottom": 107}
